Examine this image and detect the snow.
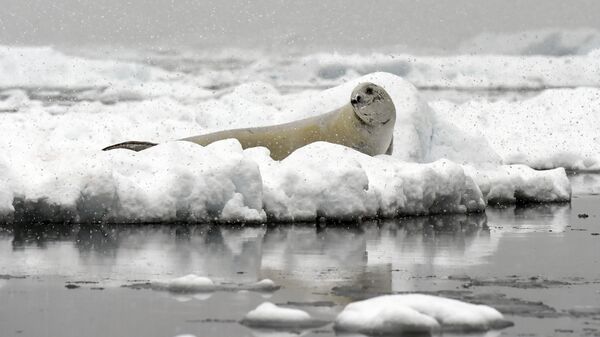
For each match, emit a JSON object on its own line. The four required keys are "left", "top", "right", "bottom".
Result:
{"left": 152, "top": 275, "right": 280, "bottom": 293}
{"left": 154, "top": 274, "right": 215, "bottom": 293}
{"left": 458, "top": 28, "right": 600, "bottom": 56}
{"left": 252, "top": 143, "right": 487, "bottom": 220}
{"left": 465, "top": 165, "right": 571, "bottom": 204}
{"left": 0, "top": 46, "right": 585, "bottom": 222}
{"left": 241, "top": 302, "right": 325, "bottom": 329}
{"left": 570, "top": 174, "right": 600, "bottom": 196}
{"left": 270, "top": 52, "right": 600, "bottom": 90}
{"left": 334, "top": 294, "right": 512, "bottom": 334}
{"left": 0, "top": 46, "right": 211, "bottom": 101}
{"left": 432, "top": 88, "right": 600, "bottom": 171}
{"left": 246, "top": 279, "right": 280, "bottom": 291}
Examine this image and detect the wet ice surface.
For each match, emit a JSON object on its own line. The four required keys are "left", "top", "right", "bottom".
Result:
{"left": 0, "top": 175, "right": 598, "bottom": 337}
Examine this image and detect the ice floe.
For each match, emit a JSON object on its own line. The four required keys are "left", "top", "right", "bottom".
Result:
{"left": 334, "top": 294, "right": 513, "bottom": 334}
{"left": 240, "top": 302, "right": 327, "bottom": 329}
{"left": 0, "top": 46, "right": 582, "bottom": 222}
{"left": 245, "top": 279, "right": 280, "bottom": 292}
{"left": 155, "top": 274, "right": 216, "bottom": 293}
{"left": 149, "top": 275, "right": 279, "bottom": 293}
{"left": 465, "top": 165, "right": 571, "bottom": 204}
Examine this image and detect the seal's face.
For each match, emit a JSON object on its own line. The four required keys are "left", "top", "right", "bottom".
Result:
{"left": 350, "top": 82, "right": 396, "bottom": 127}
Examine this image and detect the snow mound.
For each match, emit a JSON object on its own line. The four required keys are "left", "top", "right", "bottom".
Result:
{"left": 245, "top": 279, "right": 280, "bottom": 292}
{"left": 240, "top": 302, "right": 327, "bottom": 329}
{"left": 150, "top": 275, "right": 280, "bottom": 293}
{"left": 334, "top": 294, "right": 513, "bottom": 334}
{"left": 466, "top": 165, "right": 572, "bottom": 204}
{"left": 7, "top": 140, "right": 266, "bottom": 223}
{"left": 432, "top": 88, "right": 600, "bottom": 171}
{"left": 154, "top": 274, "right": 215, "bottom": 293}
{"left": 250, "top": 143, "right": 485, "bottom": 220}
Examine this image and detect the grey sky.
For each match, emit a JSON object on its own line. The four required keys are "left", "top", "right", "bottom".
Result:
{"left": 1, "top": 0, "right": 599, "bottom": 51}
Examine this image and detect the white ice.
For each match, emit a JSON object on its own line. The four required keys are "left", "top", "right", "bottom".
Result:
{"left": 241, "top": 302, "right": 323, "bottom": 329}
{"left": 152, "top": 275, "right": 279, "bottom": 293}
{"left": 154, "top": 274, "right": 215, "bottom": 292}
{"left": 334, "top": 294, "right": 512, "bottom": 334}
{"left": 432, "top": 89, "right": 600, "bottom": 171}
{"left": 0, "top": 47, "right": 579, "bottom": 222}
{"left": 246, "top": 279, "right": 279, "bottom": 291}
{"left": 267, "top": 49, "right": 600, "bottom": 90}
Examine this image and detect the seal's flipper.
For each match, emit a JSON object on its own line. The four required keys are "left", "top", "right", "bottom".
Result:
{"left": 102, "top": 141, "right": 158, "bottom": 152}
{"left": 385, "top": 137, "right": 393, "bottom": 155}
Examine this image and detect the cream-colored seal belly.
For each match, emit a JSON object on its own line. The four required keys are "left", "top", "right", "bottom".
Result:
{"left": 103, "top": 82, "right": 396, "bottom": 160}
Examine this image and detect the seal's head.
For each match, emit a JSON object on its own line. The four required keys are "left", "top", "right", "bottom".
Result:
{"left": 350, "top": 82, "right": 396, "bottom": 127}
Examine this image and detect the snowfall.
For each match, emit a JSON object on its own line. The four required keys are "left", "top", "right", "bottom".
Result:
{"left": 1, "top": 44, "right": 598, "bottom": 222}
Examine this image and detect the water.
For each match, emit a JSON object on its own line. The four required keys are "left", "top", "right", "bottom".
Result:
{"left": 1, "top": 45, "right": 599, "bottom": 336}
{"left": 0, "top": 175, "right": 598, "bottom": 337}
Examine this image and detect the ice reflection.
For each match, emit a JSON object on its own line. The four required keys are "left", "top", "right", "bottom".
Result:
{"left": 0, "top": 202, "right": 571, "bottom": 293}
{"left": 336, "top": 331, "right": 501, "bottom": 337}
{"left": 486, "top": 203, "right": 571, "bottom": 233}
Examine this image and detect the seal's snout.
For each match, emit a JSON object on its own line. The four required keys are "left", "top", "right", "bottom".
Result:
{"left": 351, "top": 95, "right": 362, "bottom": 105}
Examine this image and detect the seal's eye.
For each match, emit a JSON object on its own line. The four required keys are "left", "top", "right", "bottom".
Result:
{"left": 365, "top": 87, "right": 373, "bottom": 95}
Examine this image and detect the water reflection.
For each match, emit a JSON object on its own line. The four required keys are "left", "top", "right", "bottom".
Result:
{"left": 487, "top": 203, "right": 570, "bottom": 233}
{"left": 0, "top": 202, "right": 571, "bottom": 293}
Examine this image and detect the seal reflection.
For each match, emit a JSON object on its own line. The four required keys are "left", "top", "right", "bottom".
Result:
{"left": 0, "top": 213, "right": 495, "bottom": 290}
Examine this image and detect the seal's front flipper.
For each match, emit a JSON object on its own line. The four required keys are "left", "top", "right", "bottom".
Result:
{"left": 102, "top": 141, "right": 158, "bottom": 152}
{"left": 385, "top": 136, "right": 393, "bottom": 155}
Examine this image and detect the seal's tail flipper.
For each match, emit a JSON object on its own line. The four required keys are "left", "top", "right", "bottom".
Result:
{"left": 102, "top": 141, "right": 158, "bottom": 152}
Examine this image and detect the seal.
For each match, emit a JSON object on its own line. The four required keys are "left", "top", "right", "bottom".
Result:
{"left": 103, "top": 82, "right": 396, "bottom": 160}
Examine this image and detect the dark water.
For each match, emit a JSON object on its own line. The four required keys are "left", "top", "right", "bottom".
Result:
{"left": 0, "top": 176, "right": 599, "bottom": 337}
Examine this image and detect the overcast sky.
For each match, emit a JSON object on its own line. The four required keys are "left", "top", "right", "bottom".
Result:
{"left": 1, "top": 0, "right": 599, "bottom": 51}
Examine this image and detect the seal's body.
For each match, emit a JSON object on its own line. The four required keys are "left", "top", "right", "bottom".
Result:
{"left": 103, "top": 82, "right": 396, "bottom": 160}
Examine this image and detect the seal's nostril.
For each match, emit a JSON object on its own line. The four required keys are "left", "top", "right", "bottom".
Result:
{"left": 356, "top": 95, "right": 362, "bottom": 103}
{"left": 351, "top": 98, "right": 358, "bottom": 104}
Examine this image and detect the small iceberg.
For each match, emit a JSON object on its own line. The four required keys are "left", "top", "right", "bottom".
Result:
{"left": 240, "top": 302, "right": 328, "bottom": 330}
{"left": 149, "top": 275, "right": 279, "bottom": 294}
{"left": 334, "top": 294, "right": 513, "bottom": 335}
{"left": 155, "top": 274, "right": 216, "bottom": 293}
{"left": 243, "top": 279, "right": 280, "bottom": 292}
